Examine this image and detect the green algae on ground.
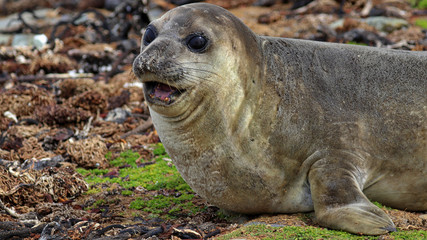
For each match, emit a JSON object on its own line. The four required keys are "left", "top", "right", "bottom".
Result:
{"left": 109, "top": 150, "right": 140, "bottom": 168}
{"left": 76, "top": 144, "right": 199, "bottom": 219}
{"left": 130, "top": 193, "right": 203, "bottom": 218}
{"left": 415, "top": 18, "right": 427, "bottom": 29}
{"left": 77, "top": 168, "right": 109, "bottom": 176}
{"left": 372, "top": 201, "right": 394, "bottom": 210}
{"left": 391, "top": 230, "right": 427, "bottom": 239}
{"left": 152, "top": 142, "right": 167, "bottom": 155}
{"left": 84, "top": 199, "right": 107, "bottom": 211}
{"left": 218, "top": 224, "right": 427, "bottom": 240}
{"left": 346, "top": 41, "right": 368, "bottom": 46}
{"left": 412, "top": 0, "right": 427, "bottom": 9}
{"left": 76, "top": 145, "right": 191, "bottom": 192}
{"left": 121, "top": 190, "right": 133, "bottom": 196}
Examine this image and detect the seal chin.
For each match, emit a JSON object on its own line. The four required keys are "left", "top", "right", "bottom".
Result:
{"left": 144, "top": 82, "right": 186, "bottom": 106}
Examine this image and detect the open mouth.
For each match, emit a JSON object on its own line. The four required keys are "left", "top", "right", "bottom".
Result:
{"left": 144, "top": 82, "right": 184, "bottom": 105}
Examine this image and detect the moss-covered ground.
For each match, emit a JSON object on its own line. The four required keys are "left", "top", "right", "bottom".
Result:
{"left": 76, "top": 143, "right": 204, "bottom": 220}
{"left": 414, "top": 18, "right": 427, "bottom": 29}
{"left": 218, "top": 224, "right": 427, "bottom": 240}
{"left": 413, "top": 0, "right": 427, "bottom": 9}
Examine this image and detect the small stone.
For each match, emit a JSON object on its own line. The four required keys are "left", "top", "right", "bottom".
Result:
{"left": 104, "top": 107, "right": 131, "bottom": 124}
{"left": 21, "top": 155, "right": 65, "bottom": 170}
{"left": 33, "top": 34, "right": 48, "bottom": 49}
{"left": 363, "top": 17, "right": 408, "bottom": 33}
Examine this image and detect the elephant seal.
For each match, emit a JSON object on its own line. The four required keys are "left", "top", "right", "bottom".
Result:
{"left": 133, "top": 3, "right": 427, "bottom": 235}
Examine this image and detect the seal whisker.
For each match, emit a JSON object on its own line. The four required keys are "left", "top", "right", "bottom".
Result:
{"left": 178, "top": 61, "right": 214, "bottom": 66}
{"left": 176, "top": 62, "right": 218, "bottom": 71}
{"left": 181, "top": 67, "right": 224, "bottom": 81}
{"left": 182, "top": 72, "right": 221, "bottom": 88}
{"left": 174, "top": 62, "right": 225, "bottom": 83}
{"left": 181, "top": 66, "right": 220, "bottom": 75}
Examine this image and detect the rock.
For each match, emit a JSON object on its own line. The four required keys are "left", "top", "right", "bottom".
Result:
{"left": 33, "top": 34, "right": 48, "bottom": 49}
{"left": 342, "top": 29, "right": 392, "bottom": 46}
{"left": 0, "top": 9, "right": 58, "bottom": 33}
{"left": 363, "top": 16, "right": 408, "bottom": 33}
{"left": 104, "top": 107, "right": 131, "bottom": 123}
{"left": 253, "top": 0, "right": 278, "bottom": 7}
{"left": 329, "top": 19, "right": 345, "bottom": 30}
{"left": 0, "top": 34, "right": 12, "bottom": 45}
{"left": 12, "top": 34, "right": 48, "bottom": 49}
{"left": 105, "top": 0, "right": 122, "bottom": 10}
{"left": 168, "top": 0, "right": 204, "bottom": 5}
{"left": 330, "top": 17, "right": 408, "bottom": 33}
{"left": 21, "top": 155, "right": 65, "bottom": 170}
{"left": 3, "top": 111, "right": 18, "bottom": 123}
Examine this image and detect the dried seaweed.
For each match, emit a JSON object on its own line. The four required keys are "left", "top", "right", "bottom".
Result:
{"left": 18, "top": 137, "right": 55, "bottom": 160}
{"left": 59, "top": 78, "right": 97, "bottom": 98}
{"left": 34, "top": 104, "right": 91, "bottom": 125}
{"left": 0, "top": 84, "right": 55, "bottom": 117}
{"left": 62, "top": 135, "right": 108, "bottom": 168}
{"left": 70, "top": 90, "right": 108, "bottom": 113}
{"left": 29, "top": 52, "right": 77, "bottom": 74}
{"left": 0, "top": 164, "right": 87, "bottom": 207}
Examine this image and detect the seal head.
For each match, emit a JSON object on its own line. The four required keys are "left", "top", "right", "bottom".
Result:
{"left": 133, "top": 3, "right": 261, "bottom": 119}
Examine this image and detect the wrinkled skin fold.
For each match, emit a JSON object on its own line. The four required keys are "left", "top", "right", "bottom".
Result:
{"left": 133, "top": 3, "right": 427, "bottom": 235}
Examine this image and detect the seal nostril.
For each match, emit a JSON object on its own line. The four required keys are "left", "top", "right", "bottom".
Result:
{"left": 132, "top": 57, "right": 143, "bottom": 76}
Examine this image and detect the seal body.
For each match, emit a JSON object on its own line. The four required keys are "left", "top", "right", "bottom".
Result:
{"left": 133, "top": 3, "right": 427, "bottom": 235}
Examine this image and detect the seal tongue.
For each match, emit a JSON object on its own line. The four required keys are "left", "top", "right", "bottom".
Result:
{"left": 153, "top": 83, "right": 177, "bottom": 102}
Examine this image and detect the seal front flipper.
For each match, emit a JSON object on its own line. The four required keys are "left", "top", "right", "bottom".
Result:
{"left": 308, "top": 151, "right": 396, "bottom": 235}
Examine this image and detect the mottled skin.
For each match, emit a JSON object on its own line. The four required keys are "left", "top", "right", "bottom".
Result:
{"left": 133, "top": 3, "right": 427, "bottom": 235}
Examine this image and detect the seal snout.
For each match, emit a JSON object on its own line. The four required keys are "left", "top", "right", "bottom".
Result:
{"left": 132, "top": 52, "right": 158, "bottom": 79}
{"left": 133, "top": 54, "right": 186, "bottom": 106}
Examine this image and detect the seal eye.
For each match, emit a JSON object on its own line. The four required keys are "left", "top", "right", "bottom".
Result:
{"left": 143, "top": 27, "right": 157, "bottom": 46}
{"left": 187, "top": 34, "right": 208, "bottom": 52}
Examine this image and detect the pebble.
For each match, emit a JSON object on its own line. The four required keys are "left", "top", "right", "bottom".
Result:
{"left": 330, "top": 17, "right": 409, "bottom": 33}
{"left": 363, "top": 16, "right": 408, "bottom": 33}
{"left": 0, "top": 9, "right": 58, "bottom": 32}
{"left": 11, "top": 34, "right": 48, "bottom": 49}
{"left": 104, "top": 107, "right": 131, "bottom": 123}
